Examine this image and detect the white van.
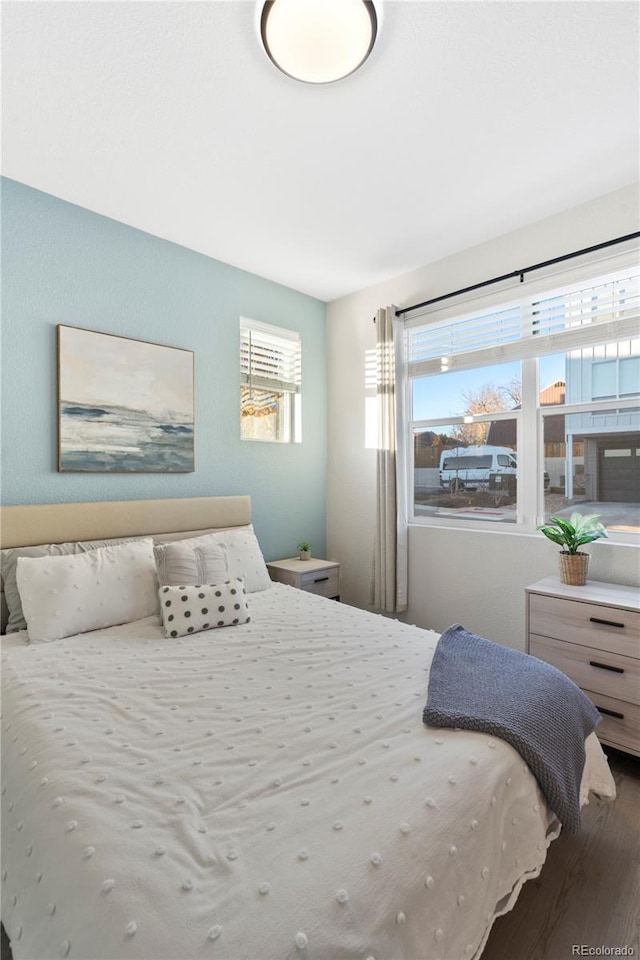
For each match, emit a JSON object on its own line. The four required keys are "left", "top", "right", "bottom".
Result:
{"left": 439, "top": 445, "right": 517, "bottom": 493}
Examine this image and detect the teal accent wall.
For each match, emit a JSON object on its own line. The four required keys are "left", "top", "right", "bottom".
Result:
{"left": 0, "top": 178, "right": 328, "bottom": 561}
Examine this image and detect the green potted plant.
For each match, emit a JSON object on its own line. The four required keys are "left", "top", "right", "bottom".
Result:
{"left": 297, "top": 541, "right": 311, "bottom": 561}
{"left": 537, "top": 512, "right": 607, "bottom": 585}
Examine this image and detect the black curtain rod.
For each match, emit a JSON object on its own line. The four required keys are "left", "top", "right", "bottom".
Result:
{"left": 395, "top": 231, "right": 640, "bottom": 318}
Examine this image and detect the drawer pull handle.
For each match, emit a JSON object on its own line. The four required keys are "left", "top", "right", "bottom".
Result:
{"left": 596, "top": 706, "right": 624, "bottom": 720}
{"left": 314, "top": 577, "right": 330, "bottom": 583}
{"left": 589, "top": 660, "right": 624, "bottom": 674}
{"left": 589, "top": 616, "right": 625, "bottom": 629}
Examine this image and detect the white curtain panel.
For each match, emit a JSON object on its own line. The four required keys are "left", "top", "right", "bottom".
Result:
{"left": 373, "top": 306, "right": 408, "bottom": 613}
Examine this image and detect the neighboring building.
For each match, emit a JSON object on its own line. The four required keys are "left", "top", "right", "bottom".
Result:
{"left": 487, "top": 381, "right": 566, "bottom": 451}
{"left": 565, "top": 341, "right": 640, "bottom": 501}
{"left": 486, "top": 358, "right": 640, "bottom": 502}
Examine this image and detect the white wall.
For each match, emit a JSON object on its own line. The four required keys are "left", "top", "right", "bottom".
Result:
{"left": 327, "top": 182, "right": 640, "bottom": 650}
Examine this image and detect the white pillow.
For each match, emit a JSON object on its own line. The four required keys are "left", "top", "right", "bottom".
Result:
{"left": 1, "top": 535, "right": 138, "bottom": 634}
{"left": 16, "top": 539, "right": 159, "bottom": 642}
{"left": 154, "top": 529, "right": 271, "bottom": 594}
{"left": 159, "top": 579, "right": 250, "bottom": 638}
{"left": 154, "top": 541, "right": 228, "bottom": 587}
{"left": 203, "top": 530, "right": 272, "bottom": 593}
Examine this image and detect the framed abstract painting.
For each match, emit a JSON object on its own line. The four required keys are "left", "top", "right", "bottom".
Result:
{"left": 57, "top": 325, "right": 195, "bottom": 472}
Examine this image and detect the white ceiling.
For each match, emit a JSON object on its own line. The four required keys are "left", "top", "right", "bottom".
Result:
{"left": 2, "top": 1, "right": 639, "bottom": 302}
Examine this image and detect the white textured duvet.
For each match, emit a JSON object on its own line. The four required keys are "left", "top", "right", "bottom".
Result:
{"left": 1, "top": 585, "right": 615, "bottom": 960}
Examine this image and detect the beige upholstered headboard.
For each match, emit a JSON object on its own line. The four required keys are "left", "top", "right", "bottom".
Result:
{"left": 0, "top": 495, "right": 251, "bottom": 549}
{"left": 0, "top": 495, "right": 252, "bottom": 632}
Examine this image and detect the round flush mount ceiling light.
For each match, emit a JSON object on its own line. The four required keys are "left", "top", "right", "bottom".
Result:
{"left": 260, "top": 0, "right": 378, "bottom": 84}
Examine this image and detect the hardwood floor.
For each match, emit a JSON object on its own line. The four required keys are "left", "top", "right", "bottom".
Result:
{"left": 482, "top": 747, "right": 640, "bottom": 960}
{"left": 1, "top": 749, "right": 637, "bottom": 960}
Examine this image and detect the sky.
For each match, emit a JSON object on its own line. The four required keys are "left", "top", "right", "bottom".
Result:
{"left": 412, "top": 354, "right": 566, "bottom": 423}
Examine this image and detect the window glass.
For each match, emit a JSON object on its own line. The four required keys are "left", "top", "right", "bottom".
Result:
{"left": 240, "top": 318, "right": 301, "bottom": 443}
{"left": 413, "top": 422, "right": 518, "bottom": 523}
{"left": 539, "top": 341, "right": 640, "bottom": 530}
{"left": 412, "top": 361, "right": 521, "bottom": 422}
{"left": 240, "top": 387, "right": 290, "bottom": 442}
{"left": 406, "top": 266, "right": 640, "bottom": 539}
{"left": 620, "top": 356, "right": 640, "bottom": 396}
{"left": 592, "top": 360, "right": 616, "bottom": 399}
{"left": 411, "top": 360, "right": 520, "bottom": 523}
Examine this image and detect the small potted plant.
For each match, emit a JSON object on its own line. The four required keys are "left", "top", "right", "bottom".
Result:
{"left": 297, "top": 541, "right": 311, "bottom": 561}
{"left": 537, "top": 512, "right": 607, "bottom": 585}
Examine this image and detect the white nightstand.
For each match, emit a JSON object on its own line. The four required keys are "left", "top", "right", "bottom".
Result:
{"left": 266, "top": 558, "right": 340, "bottom": 600}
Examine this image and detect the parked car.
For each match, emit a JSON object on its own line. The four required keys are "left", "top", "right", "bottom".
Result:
{"left": 439, "top": 445, "right": 550, "bottom": 494}
{"left": 439, "top": 445, "right": 517, "bottom": 493}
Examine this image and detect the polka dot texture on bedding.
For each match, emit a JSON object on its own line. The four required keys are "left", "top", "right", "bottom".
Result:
{"left": 159, "top": 579, "right": 250, "bottom": 638}
{"left": 0, "top": 584, "right": 613, "bottom": 960}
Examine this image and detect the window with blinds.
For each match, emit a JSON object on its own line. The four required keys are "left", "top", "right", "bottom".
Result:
{"left": 400, "top": 261, "right": 640, "bottom": 535}
{"left": 240, "top": 318, "right": 301, "bottom": 443}
{"left": 406, "top": 267, "right": 639, "bottom": 377}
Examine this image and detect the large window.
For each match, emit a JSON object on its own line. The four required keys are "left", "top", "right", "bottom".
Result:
{"left": 240, "top": 318, "right": 301, "bottom": 443}
{"left": 402, "top": 264, "right": 640, "bottom": 537}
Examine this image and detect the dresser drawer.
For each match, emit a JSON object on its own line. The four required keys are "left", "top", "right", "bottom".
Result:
{"left": 300, "top": 567, "right": 339, "bottom": 598}
{"left": 529, "top": 593, "right": 640, "bottom": 659}
{"left": 529, "top": 633, "right": 640, "bottom": 705}
{"left": 583, "top": 688, "right": 640, "bottom": 756}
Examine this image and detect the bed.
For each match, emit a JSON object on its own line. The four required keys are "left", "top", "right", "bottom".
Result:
{"left": 0, "top": 496, "right": 616, "bottom": 960}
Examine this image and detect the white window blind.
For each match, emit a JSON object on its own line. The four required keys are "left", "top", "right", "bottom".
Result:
{"left": 240, "top": 318, "right": 301, "bottom": 397}
{"left": 406, "top": 267, "right": 640, "bottom": 378}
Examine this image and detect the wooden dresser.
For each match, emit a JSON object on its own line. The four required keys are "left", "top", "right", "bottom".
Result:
{"left": 526, "top": 577, "right": 640, "bottom": 757}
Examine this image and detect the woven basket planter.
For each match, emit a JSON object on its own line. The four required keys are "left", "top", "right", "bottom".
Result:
{"left": 558, "top": 551, "right": 589, "bottom": 586}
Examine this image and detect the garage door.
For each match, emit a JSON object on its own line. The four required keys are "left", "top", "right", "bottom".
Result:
{"left": 598, "top": 444, "right": 640, "bottom": 501}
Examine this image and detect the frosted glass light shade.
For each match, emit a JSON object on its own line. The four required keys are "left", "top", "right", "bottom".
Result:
{"left": 261, "top": 0, "right": 378, "bottom": 84}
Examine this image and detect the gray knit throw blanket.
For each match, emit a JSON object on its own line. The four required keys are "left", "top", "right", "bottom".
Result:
{"left": 423, "top": 624, "right": 601, "bottom": 832}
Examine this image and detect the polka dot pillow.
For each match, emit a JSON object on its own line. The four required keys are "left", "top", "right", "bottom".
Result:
{"left": 159, "top": 579, "right": 250, "bottom": 638}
